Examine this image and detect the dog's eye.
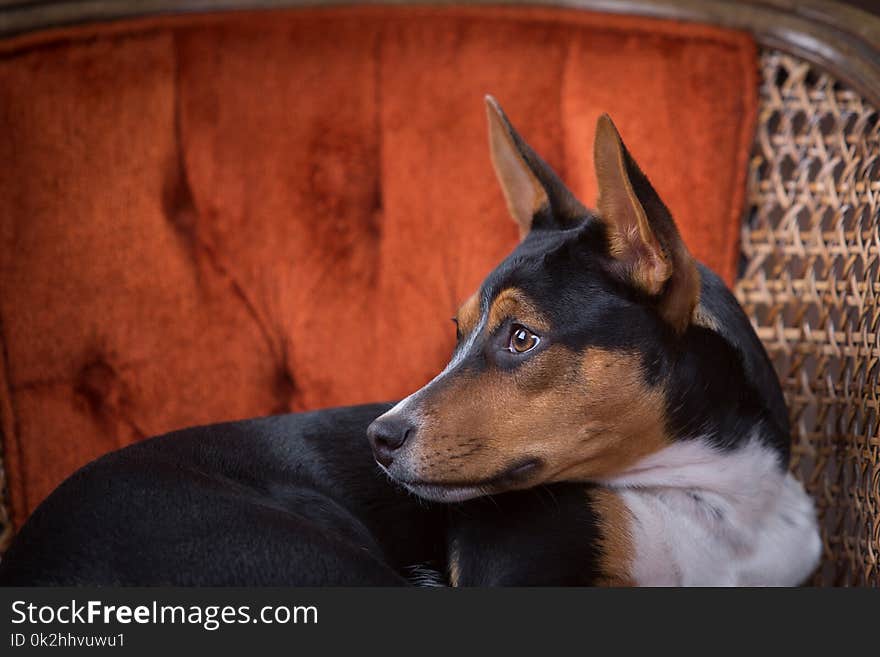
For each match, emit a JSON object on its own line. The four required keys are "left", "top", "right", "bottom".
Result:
{"left": 452, "top": 317, "right": 462, "bottom": 342}
{"left": 508, "top": 324, "right": 540, "bottom": 354}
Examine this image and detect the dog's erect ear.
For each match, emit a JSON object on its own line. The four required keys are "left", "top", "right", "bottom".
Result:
{"left": 486, "top": 96, "right": 585, "bottom": 239}
{"left": 593, "top": 114, "right": 699, "bottom": 333}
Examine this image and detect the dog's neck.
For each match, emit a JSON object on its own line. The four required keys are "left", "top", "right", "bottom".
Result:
{"left": 598, "top": 433, "right": 820, "bottom": 585}
{"left": 604, "top": 432, "right": 784, "bottom": 508}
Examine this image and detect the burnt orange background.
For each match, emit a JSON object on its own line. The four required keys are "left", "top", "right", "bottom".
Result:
{"left": 0, "top": 6, "right": 757, "bottom": 527}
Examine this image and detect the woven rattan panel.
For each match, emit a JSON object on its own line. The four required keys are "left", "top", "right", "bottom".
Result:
{"left": 735, "top": 51, "right": 880, "bottom": 586}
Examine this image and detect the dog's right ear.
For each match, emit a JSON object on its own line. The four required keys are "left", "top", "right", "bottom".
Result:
{"left": 486, "top": 96, "right": 585, "bottom": 239}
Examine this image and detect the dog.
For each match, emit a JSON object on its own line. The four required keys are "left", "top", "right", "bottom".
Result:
{"left": 365, "top": 97, "right": 821, "bottom": 586}
{"left": 0, "top": 98, "right": 820, "bottom": 586}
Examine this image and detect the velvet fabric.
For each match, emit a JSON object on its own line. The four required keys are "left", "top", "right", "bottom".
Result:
{"left": 0, "top": 6, "right": 757, "bottom": 527}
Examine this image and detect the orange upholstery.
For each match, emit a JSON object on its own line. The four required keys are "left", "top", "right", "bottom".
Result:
{"left": 0, "top": 6, "right": 757, "bottom": 527}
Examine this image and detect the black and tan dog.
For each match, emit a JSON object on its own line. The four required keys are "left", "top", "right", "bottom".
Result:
{"left": 366, "top": 97, "right": 821, "bottom": 585}
{"left": 0, "top": 98, "right": 820, "bottom": 586}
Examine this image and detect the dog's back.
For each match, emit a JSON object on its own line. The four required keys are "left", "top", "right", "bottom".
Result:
{"left": 0, "top": 404, "right": 444, "bottom": 585}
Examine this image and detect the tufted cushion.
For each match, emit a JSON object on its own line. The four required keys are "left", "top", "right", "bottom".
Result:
{"left": 0, "top": 6, "right": 757, "bottom": 527}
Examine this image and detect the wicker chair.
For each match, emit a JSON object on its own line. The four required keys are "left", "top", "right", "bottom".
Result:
{"left": 0, "top": 0, "right": 877, "bottom": 586}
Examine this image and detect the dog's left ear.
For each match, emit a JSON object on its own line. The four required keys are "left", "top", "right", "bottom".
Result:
{"left": 593, "top": 114, "right": 699, "bottom": 333}
{"left": 486, "top": 96, "right": 586, "bottom": 238}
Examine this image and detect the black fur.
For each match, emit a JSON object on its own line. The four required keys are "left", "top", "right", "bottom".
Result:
{"left": 0, "top": 404, "right": 445, "bottom": 586}
{"left": 449, "top": 484, "right": 603, "bottom": 586}
{"left": 0, "top": 401, "right": 607, "bottom": 586}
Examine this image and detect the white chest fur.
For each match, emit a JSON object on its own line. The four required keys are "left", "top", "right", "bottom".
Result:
{"left": 604, "top": 435, "right": 822, "bottom": 586}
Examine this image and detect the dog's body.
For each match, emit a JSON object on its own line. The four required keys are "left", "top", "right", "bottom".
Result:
{"left": 0, "top": 99, "right": 821, "bottom": 586}
{"left": 0, "top": 405, "right": 445, "bottom": 585}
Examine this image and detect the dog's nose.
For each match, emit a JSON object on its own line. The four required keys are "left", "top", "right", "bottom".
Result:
{"left": 367, "top": 416, "right": 414, "bottom": 467}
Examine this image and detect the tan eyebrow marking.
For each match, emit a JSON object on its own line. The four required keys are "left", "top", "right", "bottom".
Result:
{"left": 455, "top": 292, "right": 481, "bottom": 336}
{"left": 486, "top": 287, "right": 550, "bottom": 334}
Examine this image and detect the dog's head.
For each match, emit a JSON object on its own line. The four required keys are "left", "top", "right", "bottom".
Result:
{"left": 367, "top": 97, "right": 772, "bottom": 502}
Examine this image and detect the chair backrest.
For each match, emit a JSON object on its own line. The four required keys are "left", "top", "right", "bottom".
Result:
{"left": 0, "top": 3, "right": 759, "bottom": 549}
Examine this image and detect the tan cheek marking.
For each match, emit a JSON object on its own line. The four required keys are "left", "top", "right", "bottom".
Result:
{"left": 591, "top": 487, "right": 636, "bottom": 586}
{"left": 455, "top": 292, "right": 481, "bottom": 336}
{"left": 408, "top": 346, "right": 668, "bottom": 485}
{"left": 414, "top": 345, "right": 578, "bottom": 480}
{"left": 486, "top": 287, "right": 550, "bottom": 335}
{"left": 552, "top": 348, "right": 669, "bottom": 479}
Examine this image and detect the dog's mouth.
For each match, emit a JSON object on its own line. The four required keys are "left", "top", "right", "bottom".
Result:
{"left": 387, "top": 458, "right": 543, "bottom": 503}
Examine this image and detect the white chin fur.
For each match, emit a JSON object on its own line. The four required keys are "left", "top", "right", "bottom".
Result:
{"left": 376, "top": 462, "right": 486, "bottom": 503}
{"left": 401, "top": 482, "right": 486, "bottom": 503}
